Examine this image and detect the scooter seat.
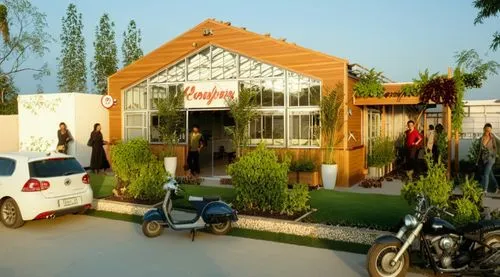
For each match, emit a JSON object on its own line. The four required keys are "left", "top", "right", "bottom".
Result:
{"left": 188, "top": 196, "right": 221, "bottom": 202}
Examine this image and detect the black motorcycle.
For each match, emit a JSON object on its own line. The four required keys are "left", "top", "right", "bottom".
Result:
{"left": 367, "top": 194, "right": 500, "bottom": 277}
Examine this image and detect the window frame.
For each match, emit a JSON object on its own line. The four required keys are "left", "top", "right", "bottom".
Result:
{"left": 121, "top": 44, "right": 322, "bottom": 149}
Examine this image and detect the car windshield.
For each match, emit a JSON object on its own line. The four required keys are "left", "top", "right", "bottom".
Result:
{"left": 29, "top": 158, "right": 85, "bottom": 178}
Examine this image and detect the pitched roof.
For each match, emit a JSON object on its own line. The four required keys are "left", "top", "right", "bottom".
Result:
{"left": 109, "top": 19, "right": 348, "bottom": 89}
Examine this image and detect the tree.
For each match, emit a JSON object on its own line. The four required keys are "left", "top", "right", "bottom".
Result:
{"left": 122, "top": 20, "right": 143, "bottom": 66}
{"left": 473, "top": 0, "right": 500, "bottom": 50}
{"left": 0, "top": 75, "right": 18, "bottom": 114}
{"left": 225, "top": 88, "right": 259, "bottom": 159}
{"left": 57, "top": 3, "right": 87, "bottom": 92}
{"left": 0, "top": 0, "right": 52, "bottom": 100}
{"left": 91, "top": 13, "right": 118, "bottom": 94}
{"left": 0, "top": 4, "right": 10, "bottom": 43}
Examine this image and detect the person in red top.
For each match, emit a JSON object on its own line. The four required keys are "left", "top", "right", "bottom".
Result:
{"left": 405, "top": 120, "right": 423, "bottom": 172}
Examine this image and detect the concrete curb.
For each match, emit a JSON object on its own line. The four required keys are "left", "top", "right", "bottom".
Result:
{"left": 91, "top": 198, "right": 385, "bottom": 245}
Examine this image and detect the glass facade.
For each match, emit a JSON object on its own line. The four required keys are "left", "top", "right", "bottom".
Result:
{"left": 123, "top": 45, "right": 321, "bottom": 148}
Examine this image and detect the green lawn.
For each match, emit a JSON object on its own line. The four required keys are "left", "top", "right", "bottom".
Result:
{"left": 173, "top": 185, "right": 236, "bottom": 210}
{"left": 308, "top": 190, "right": 411, "bottom": 230}
{"left": 89, "top": 173, "right": 115, "bottom": 198}
{"left": 88, "top": 177, "right": 410, "bottom": 231}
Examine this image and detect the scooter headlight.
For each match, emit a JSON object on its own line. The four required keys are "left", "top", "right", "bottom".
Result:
{"left": 404, "top": 214, "right": 418, "bottom": 229}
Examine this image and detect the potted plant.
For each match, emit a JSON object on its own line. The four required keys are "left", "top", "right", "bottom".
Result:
{"left": 320, "top": 85, "right": 343, "bottom": 190}
{"left": 294, "top": 158, "right": 319, "bottom": 187}
{"left": 156, "top": 91, "right": 184, "bottom": 176}
{"left": 367, "top": 137, "right": 395, "bottom": 178}
{"left": 225, "top": 87, "right": 258, "bottom": 159}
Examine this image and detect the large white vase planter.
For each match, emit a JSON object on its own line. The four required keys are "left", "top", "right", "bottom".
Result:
{"left": 164, "top": 157, "right": 177, "bottom": 177}
{"left": 321, "top": 164, "right": 338, "bottom": 190}
{"left": 368, "top": 167, "right": 384, "bottom": 178}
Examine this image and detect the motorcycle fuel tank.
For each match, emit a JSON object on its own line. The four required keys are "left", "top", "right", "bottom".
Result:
{"left": 423, "top": 217, "right": 458, "bottom": 236}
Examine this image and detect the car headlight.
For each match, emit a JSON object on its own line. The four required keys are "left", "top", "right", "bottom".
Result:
{"left": 404, "top": 214, "right": 418, "bottom": 229}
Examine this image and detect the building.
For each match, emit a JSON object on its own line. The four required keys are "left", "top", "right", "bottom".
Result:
{"left": 108, "top": 19, "right": 399, "bottom": 187}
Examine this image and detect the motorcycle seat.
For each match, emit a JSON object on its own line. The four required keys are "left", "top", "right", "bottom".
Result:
{"left": 188, "top": 196, "right": 221, "bottom": 202}
{"left": 460, "top": 220, "right": 500, "bottom": 235}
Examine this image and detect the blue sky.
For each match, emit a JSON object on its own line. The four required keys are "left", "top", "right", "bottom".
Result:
{"left": 17, "top": 0, "right": 500, "bottom": 99}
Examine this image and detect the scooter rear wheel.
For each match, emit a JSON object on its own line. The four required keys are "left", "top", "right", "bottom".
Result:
{"left": 142, "top": 220, "right": 163, "bottom": 238}
{"left": 209, "top": 221, "right": 231, "bottom": 235}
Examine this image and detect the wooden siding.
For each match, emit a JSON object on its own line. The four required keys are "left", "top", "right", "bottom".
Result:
{"left": 108, "top": 19, "right": 358, "bottom": 186}
{"left": 353, "top": 96, "right": 421, "bottom": 106}
{"left": 348, "top": 146, "right": 365, "bottom": 185}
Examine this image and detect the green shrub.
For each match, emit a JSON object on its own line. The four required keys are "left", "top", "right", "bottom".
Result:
{"left": 353, "top": 68, "right": 385, "bottom": 98}
{"left": 467, "top": 138, "right": 481, "bottom": 164}
{"left": 228, "top": 143, "right": 292, "bottom": 214}
{"left": 401, "top": 155, "right": 452, "bottom": 208}
{"left": 436, "top": 131, "right": 448, "bottom": 163}
{"left": 451, "top": 198, "right": 481, "bottom": 226}
{"left": 110, "top": 138, "right": 168, "bottom": 200}
{"left": 282, "top": 184, "right": 310, "bottom": 215}
{"left": 128, "top": 158, "right": 167, "bottom": 201}
{"left": 110, "top": 138, "right": 153, "bottom": 183}
{"left": 368, "top": 137, "right": 395, "bottom": 168}
{"left": 290, "top": 158, "right": 316, "bottom": 172}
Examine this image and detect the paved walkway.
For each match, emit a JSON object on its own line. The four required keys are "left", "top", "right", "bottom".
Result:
{"left": 0, "top": 215, "right": 424, "bottom": 277}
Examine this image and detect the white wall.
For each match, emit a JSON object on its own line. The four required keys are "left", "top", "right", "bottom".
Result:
{"left": 18, "top": 93, "right": 108, "bottom": 167}
{"left": 0, "top": 115, "right": 19, "bottom": 152}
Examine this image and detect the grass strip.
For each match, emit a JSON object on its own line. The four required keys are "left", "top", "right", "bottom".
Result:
{"left": 85, "top": 209, "right": 369, "bottom": 254}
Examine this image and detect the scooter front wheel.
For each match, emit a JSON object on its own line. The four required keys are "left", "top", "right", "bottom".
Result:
{"left": 209, "top": 221, "right": 232, "bottom": 235}
{"left": 142, "top": 220, "right": 163, "bottom": 238}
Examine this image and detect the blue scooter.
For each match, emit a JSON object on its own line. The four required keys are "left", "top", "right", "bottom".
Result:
{"left": 142, "top": 178, "right": 238, "bottom": 241}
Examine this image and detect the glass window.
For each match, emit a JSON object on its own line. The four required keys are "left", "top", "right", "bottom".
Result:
{"left": 150, "top": 112, "right": 187, "bottom": 144}
{"left": 239, "top": 56, "right": 251, "bottom": 78}
{"left": 261, "top": 80, "right": 273, "bottom": 107}
{"left": 29, "top": 158, "right": 84, "bottom": 178}
{"left": 288, "top": 72, "right": 300, "bottom": 107}
{"left": 124, "top": 113, "right": 146, "bottom": 140}
{"left": 167, "top": 61, "right": 185, "bottom": 82}
{"left": 0, "top": 158, "right": 15, "bottom": 176}
{"left": 288, "top": 111, "right": 320, "bottom": 147}
{"left": 150, "top": 85, "right": 167, "bottom": 109}
{"left": 223, "top": 51, "right": 237, "bottom": 79}
{"left": 310, "top": 80, "right": 321, "bottom": 106}
{"left": 187, "top": 47, "right": 210, "bottom": 81}
{"left": 273, "top": 79, "right": 284, "bottom": 106}
{"left": 149, "top": 70, "right": 167, "bottom": 84}
{"left": 299, "top": 77, "right": 309, "bottom": 106}
{"left": 124, "top": 81, "right": 147, "bottom": 110}
{"left": 249, "top": 112, "right": 285, "bottom": 146}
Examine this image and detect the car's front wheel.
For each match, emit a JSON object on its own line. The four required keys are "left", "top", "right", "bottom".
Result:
{"left": 0, "top": 198, "right": 24, "bottom": 229}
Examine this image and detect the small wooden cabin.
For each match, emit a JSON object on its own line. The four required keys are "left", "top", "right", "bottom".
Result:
{"left": 107, "top": 19, "right": 421, "bottom": 187}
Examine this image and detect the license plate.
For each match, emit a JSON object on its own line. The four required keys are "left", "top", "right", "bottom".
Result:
{"left": 59, "top": 197, "right": 79, "bottom": 207}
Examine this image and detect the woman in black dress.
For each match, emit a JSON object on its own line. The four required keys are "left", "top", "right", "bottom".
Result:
{"left": 57, "top": 122, "right": 73, "bottom": 154}
{"left": 89, "top": 123, "right": 110, "bottom": 174}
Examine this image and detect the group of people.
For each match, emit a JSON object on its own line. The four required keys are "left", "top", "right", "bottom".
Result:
{"left": 404, "top": 120, "right": 499, "bottom": 194}
{"left": 56, "top": 122, "right": 109, "bottom": 174}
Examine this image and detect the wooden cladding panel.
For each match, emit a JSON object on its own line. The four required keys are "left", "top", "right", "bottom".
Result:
{"left": 348, "top": 147, "right": 365, "bottom": 186}
{"left": 347, "top": 77, "right": 362, "bottom": 148}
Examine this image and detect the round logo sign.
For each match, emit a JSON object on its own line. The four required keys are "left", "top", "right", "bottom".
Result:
{"left": 101, "top": 95, "right": 114, "bottom": 109}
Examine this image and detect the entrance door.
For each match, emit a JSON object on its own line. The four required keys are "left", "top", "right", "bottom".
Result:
{"left": 188, "top": 110, "right": 234, "bottom": 177}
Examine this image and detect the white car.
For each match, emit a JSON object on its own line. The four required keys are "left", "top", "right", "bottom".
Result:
{"left": 0, "top": 152, "right": 93, "bottom": 228}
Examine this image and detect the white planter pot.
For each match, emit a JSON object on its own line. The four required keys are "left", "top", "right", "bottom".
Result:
{"left": 321, "top": 164, "right": 338, "bottom": 190}
{"left": 164, "top": 157, "right": 177, "bottom": 177}
{"left": 368, "top": 167, "right": 384, "bottom": 178}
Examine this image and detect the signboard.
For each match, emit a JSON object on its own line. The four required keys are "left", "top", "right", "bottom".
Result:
{"left": 101, "top": 95, "right": 115, "bottom": 109}
{"left": 183, "top": 80, "right": 238, "bottom": 109}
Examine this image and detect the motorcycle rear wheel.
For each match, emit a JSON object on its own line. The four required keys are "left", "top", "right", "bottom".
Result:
{"left": 367, "top": 242, "right": 409, "bottom": 277}
{"left": 142, "top": 220, "right": 164, "bottom": 238}
{"left": 209, "top": 221, "right": 231, "bottom": 235}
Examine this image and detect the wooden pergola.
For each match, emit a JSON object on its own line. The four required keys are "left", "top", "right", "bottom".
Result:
{"left": 353, "top": 73, "right": 456, "bottom": 178}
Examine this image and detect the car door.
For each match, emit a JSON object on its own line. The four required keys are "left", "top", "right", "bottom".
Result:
{"left": 0, "top": 157, "right": 17, "bottom": 197}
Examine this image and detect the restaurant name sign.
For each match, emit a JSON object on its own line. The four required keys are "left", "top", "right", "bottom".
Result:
{"left": 183, "top": 80, "right": 238, "bottom": 109}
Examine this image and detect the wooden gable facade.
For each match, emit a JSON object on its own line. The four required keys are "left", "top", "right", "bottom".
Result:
{"left": 108, "top": 19, "right": 366, "bottom": 187}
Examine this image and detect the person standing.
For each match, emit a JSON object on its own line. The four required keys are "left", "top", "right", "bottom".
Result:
{"left": 56, "top": 122, "right": 73, "bottom": 154}
{"left": 187, "top": 125, "right": 204, "bottom": 176}
{"left": 88, "top": 123, "right": 110, "bottom": 174}
{"left": 426, "top": 124, "right": 438, "bottom": 162}
{"left": 405, "top": 120, "right": 423, "bottom": 172}
{"left": 479, "top": 123, "right": 499, "bottom": 194}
